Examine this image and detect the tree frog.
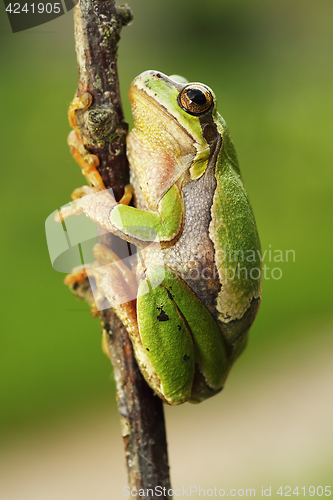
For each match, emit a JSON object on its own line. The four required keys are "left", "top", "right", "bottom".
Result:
{"left": 62, "top": 71, "right": 262, "bottom": 406}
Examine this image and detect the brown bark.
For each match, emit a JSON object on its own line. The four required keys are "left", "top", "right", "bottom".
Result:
{"left": 69, "top": 1, "right": 172, "bottom": 498}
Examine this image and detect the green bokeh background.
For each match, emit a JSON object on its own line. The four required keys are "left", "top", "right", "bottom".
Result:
{"left": 1, "top": 0, "right": 332, "bottom": 495}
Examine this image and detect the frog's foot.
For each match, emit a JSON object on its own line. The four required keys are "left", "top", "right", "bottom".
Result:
{"left": 70, "top": 183, "right": 133, "bottom": 206}
{"left": 54, "top": 186, "right": 117, "bottom": 223}
{"left": 64, "top": 264, "right": 90, "bottom": 287}
{"left": 63, "top": 263, "right": 100, "bottom": 317}
{"left": 54, "top": 182, "right": 134, "bottom": 227}
{"left": 68, "top": 93, "right": 92, "bottom": 130}
{"left": 64, "top": 243, "right": 138, "bottom": 315}
{"left": 118, "top": 184, "right": 134, "bottom": 206}
{"left": 54, "top": 198, "right": 84, "bottom": 222}
{"left": 67, "top": 92, "right": 104, "bottom": 190}
{"left": 68, "top": 129, "right": 104, "bottom": 190}
{"left": 70, "top": 185, "right": 101, "bottom": 200}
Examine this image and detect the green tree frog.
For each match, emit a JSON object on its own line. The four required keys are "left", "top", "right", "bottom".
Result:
{"left": 62, "top": 71, "right": 262, "bottom": 406}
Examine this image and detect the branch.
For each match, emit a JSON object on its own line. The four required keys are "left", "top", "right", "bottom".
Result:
{"left": 69, "top": 1, "right": 172, "bottom": 497}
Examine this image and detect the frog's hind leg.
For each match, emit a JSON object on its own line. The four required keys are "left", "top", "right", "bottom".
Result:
{"left": 87, "top": 244, "right": 166, "bottom": 397}
{"left": 137, "top": 266, "right": 229, "bottom": 405}
{"left": 63, "top": 243, "right": 163, "bottom": 396}
{"left": 92, "top": 243, "right": 138, "bottom": 306}
{"left": 137, "top": 268, "right": 196, "bottom": 406}
{"left": 63, "top": 242, "right": 136, "bottom": 314}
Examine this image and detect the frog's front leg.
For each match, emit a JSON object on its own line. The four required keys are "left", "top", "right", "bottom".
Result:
{"left": 137, "top": 266, "right": 229, "bottom": 405}
{"left": 60, "top": 182, "right": 184, "bottom": 250}
{"left": 111, "top": 184, "right": 184, "bottom": 245}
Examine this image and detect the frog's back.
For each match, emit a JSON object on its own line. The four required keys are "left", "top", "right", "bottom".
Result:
{"left": 162, "top": 113, "right": 261, "bottom": 349}
{"left": 209, "top": 115, "right": 261, "bottom": 345}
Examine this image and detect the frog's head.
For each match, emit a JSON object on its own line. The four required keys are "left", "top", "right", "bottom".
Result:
{"left": 127, "top": 71, "right": 220, "bottom": 207}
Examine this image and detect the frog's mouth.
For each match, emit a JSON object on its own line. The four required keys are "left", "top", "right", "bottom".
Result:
{"left": 127, "top": 84, "right": 211, "bottom": 205}
{"left": 129, "top": 84, "right": 198, "bottom": 154}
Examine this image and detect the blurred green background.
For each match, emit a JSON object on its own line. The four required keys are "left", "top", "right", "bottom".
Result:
{"left": 1, "top": 0, "right": 332, "bottom": 497}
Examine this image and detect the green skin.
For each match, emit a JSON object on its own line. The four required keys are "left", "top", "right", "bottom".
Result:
{"left": 73, "top": 71, "right": 261, "bottom": 405}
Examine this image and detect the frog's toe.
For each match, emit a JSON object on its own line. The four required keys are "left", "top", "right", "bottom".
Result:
{"left": 64, "top": 264, "right": 90, "bottom": 287}
{"left": 67, "top": 129, "right": 104, "bottom": 190}
{"left": 71, "top": 185, "right": 100, "bottom": 200}
{"left": 68, "top": 92, "right": 92, "bottom": 129}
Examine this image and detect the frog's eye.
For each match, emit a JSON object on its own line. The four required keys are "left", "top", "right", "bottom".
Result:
{"left": 178, "top": 84, "right": 213, "bottom": 116}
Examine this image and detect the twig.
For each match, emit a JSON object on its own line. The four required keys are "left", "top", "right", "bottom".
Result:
{"left": 69, "top": 1, "right": 172, "bottom": 498}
